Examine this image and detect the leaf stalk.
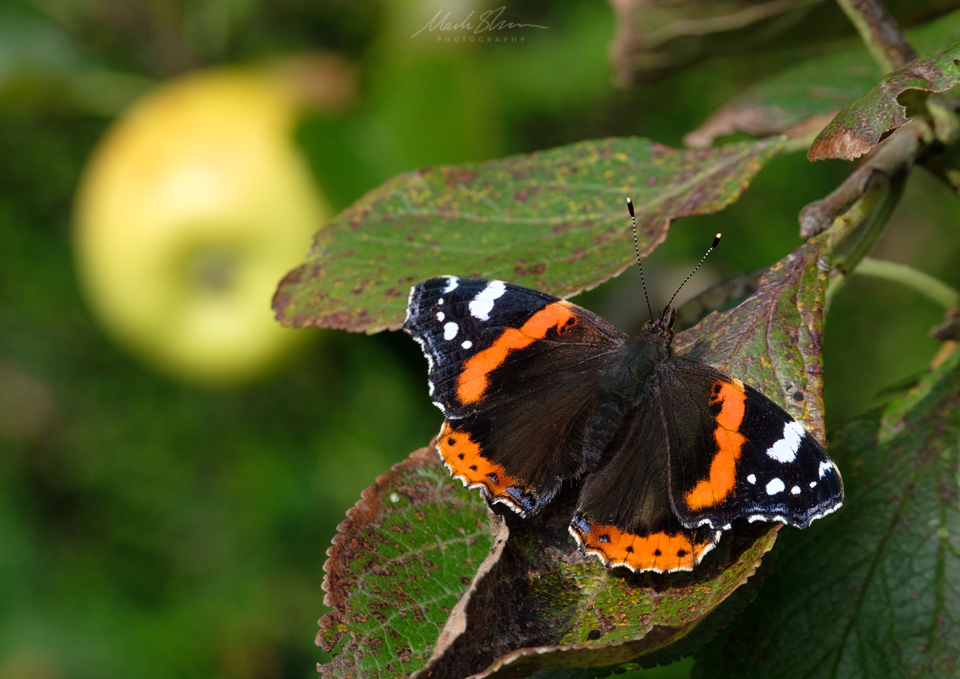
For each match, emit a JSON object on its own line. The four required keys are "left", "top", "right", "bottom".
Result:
{"left": 853, "top": 257, "right": 960, "bottom": 309}
{"left": 834, "top": 0, "right": 917, "bottom": 73}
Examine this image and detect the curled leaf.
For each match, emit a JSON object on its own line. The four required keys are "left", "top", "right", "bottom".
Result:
{"left": 414, "top": 493, "right": 778, "bottom": 679}
{"left": 808, "top": 42, "right": 960, "bottom": 161}
{"left": 318, "top": 447, "right": 495, "bottom": 678}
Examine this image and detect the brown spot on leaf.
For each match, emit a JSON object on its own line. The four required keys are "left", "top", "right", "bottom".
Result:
{"left": 649, "top": 141, "right": 672, "bottom": 157}
{"left": 808, "top": 129, "right": 877, "bottom": 162}
{"left": 515, "top": 262, "right": 546, "bottom": 277}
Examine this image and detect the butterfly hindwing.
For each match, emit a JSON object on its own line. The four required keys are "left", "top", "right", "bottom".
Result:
{"left": 569, "top": 398, "right": 721, "bottom": 573}
{"left": 404, "top": 277, "right": 628, "bottom": 516}
{"left": 658, "top": 357, "right": 844, "bottom": 530}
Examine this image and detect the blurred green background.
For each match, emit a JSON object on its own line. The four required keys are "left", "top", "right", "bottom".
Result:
{"left": 2, "top": 1, "right": 960, "bottom": 678}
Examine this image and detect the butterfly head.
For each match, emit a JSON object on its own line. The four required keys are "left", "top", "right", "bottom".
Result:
{"left": 626, "top": 198, "right": 720, "bottom": 338}
{"left": 642, "top": 304, "right": 677, "bottom": 341}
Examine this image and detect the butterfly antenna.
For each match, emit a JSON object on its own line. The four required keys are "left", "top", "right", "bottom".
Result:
{"left": 627, "top": 197, "right": 654, "bottom": 322}
{"left": 666, "top": 233, "right": 722, "bottom": 309}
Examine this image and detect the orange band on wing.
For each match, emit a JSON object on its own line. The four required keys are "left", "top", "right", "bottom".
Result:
{"left": 684, "top": 379, "right": 747, "bottom": 510}
{"left": 437, "top": 422, "right": 520, "bottom": 499}
{"left": 571, "top": 520, "right": 711, "bottom": 572}
{"left": 456, "top": 302, "right": 577, "bottom": 404}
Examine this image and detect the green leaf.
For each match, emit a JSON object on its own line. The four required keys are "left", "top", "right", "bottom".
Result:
{"left": 317, "top": 447, "right": 495, "bottom": 678}
{"left": 609, "top": 0, "right": 836, "bottom": 86}
{"left": 685, "top": 10, "right": 960, "bottom": 148}
{"left": 692, "top": 348, "right": 960, "bottom": 678}
{"left": 272, "top": 136, "right": 786, "bottom": 333}
{"left": 607, "top": 0, "right": 960, "bottom": 87}
{"left": 319, "top": 450, "right": 777, "bottom": 679}
{"left": 809, "top": 42, "right": 960, "bottom": 161}
{"left": 412, "top": 497, "right": 778, "bottom": 679}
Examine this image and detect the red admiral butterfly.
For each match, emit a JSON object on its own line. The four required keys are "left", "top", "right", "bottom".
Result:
{"left": 403, "top": 203, "right": 843, "bottom": 573}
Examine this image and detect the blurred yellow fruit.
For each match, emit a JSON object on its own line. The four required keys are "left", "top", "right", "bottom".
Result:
{"left": 73, "top": 68, "right": 330, "bottom": 385}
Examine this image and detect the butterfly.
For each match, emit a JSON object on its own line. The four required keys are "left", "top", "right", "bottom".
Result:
{"left": 402, "top": 209, "right": 843, "bottom": 573}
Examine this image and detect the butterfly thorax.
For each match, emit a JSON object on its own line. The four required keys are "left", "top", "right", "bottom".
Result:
{"left": 603, "top": 335, "right": 669, "bottom": 405}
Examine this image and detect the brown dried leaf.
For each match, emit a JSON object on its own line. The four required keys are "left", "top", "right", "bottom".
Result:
{"left": 809, "top": 42, "right": 960, "bottom": 161}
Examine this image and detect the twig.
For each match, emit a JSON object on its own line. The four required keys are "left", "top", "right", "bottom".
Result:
{"left": 834, "top": 0, "right": 917, "bottom": 72}
{"left": 799, "top": 124, "right": 920, "bottom": 238}
{"left": 820, "top": 149, "right": 911, "bottom": 310}
{"left": 922, "top": 131, "right": 960, "bottom": 194}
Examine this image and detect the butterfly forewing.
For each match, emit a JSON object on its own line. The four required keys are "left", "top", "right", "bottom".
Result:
{"left": 404, "top": 277, "right": 627, "bottom": 516}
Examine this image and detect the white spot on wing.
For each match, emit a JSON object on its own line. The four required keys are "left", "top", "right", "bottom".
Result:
{"left": 766, "top": 478, "right": 785, "bottom": 495}
{"left": 818, "top": 460, "right": 833, "bottom": 479}
{"left": 443, "top": 322, "right": 459, "bottom": 340}
{"left": 767, "top": 420, "right": 805, "bottom": 463}
{"left": 747, "top": 474, "right": 756, "bottom": 484}
{"left": 438, "top": 298, "right": 444, "bottom": 305}
{"left": 436, "top": 311, "right": 445, "bottom": 321}
{"left": 469, "top": 280, "right": 507, "bottom": 321}
{"left": 791, "top": 486, "right": 801, "bottom": 495}
{"left": 810, "top": 481, "right": 817, "bottom": 488}
{"left": 461, "top": 340, "right": 472, "bottom": 349}
{"left": 444, "top": 277, "right": 459, "bottom": 293}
